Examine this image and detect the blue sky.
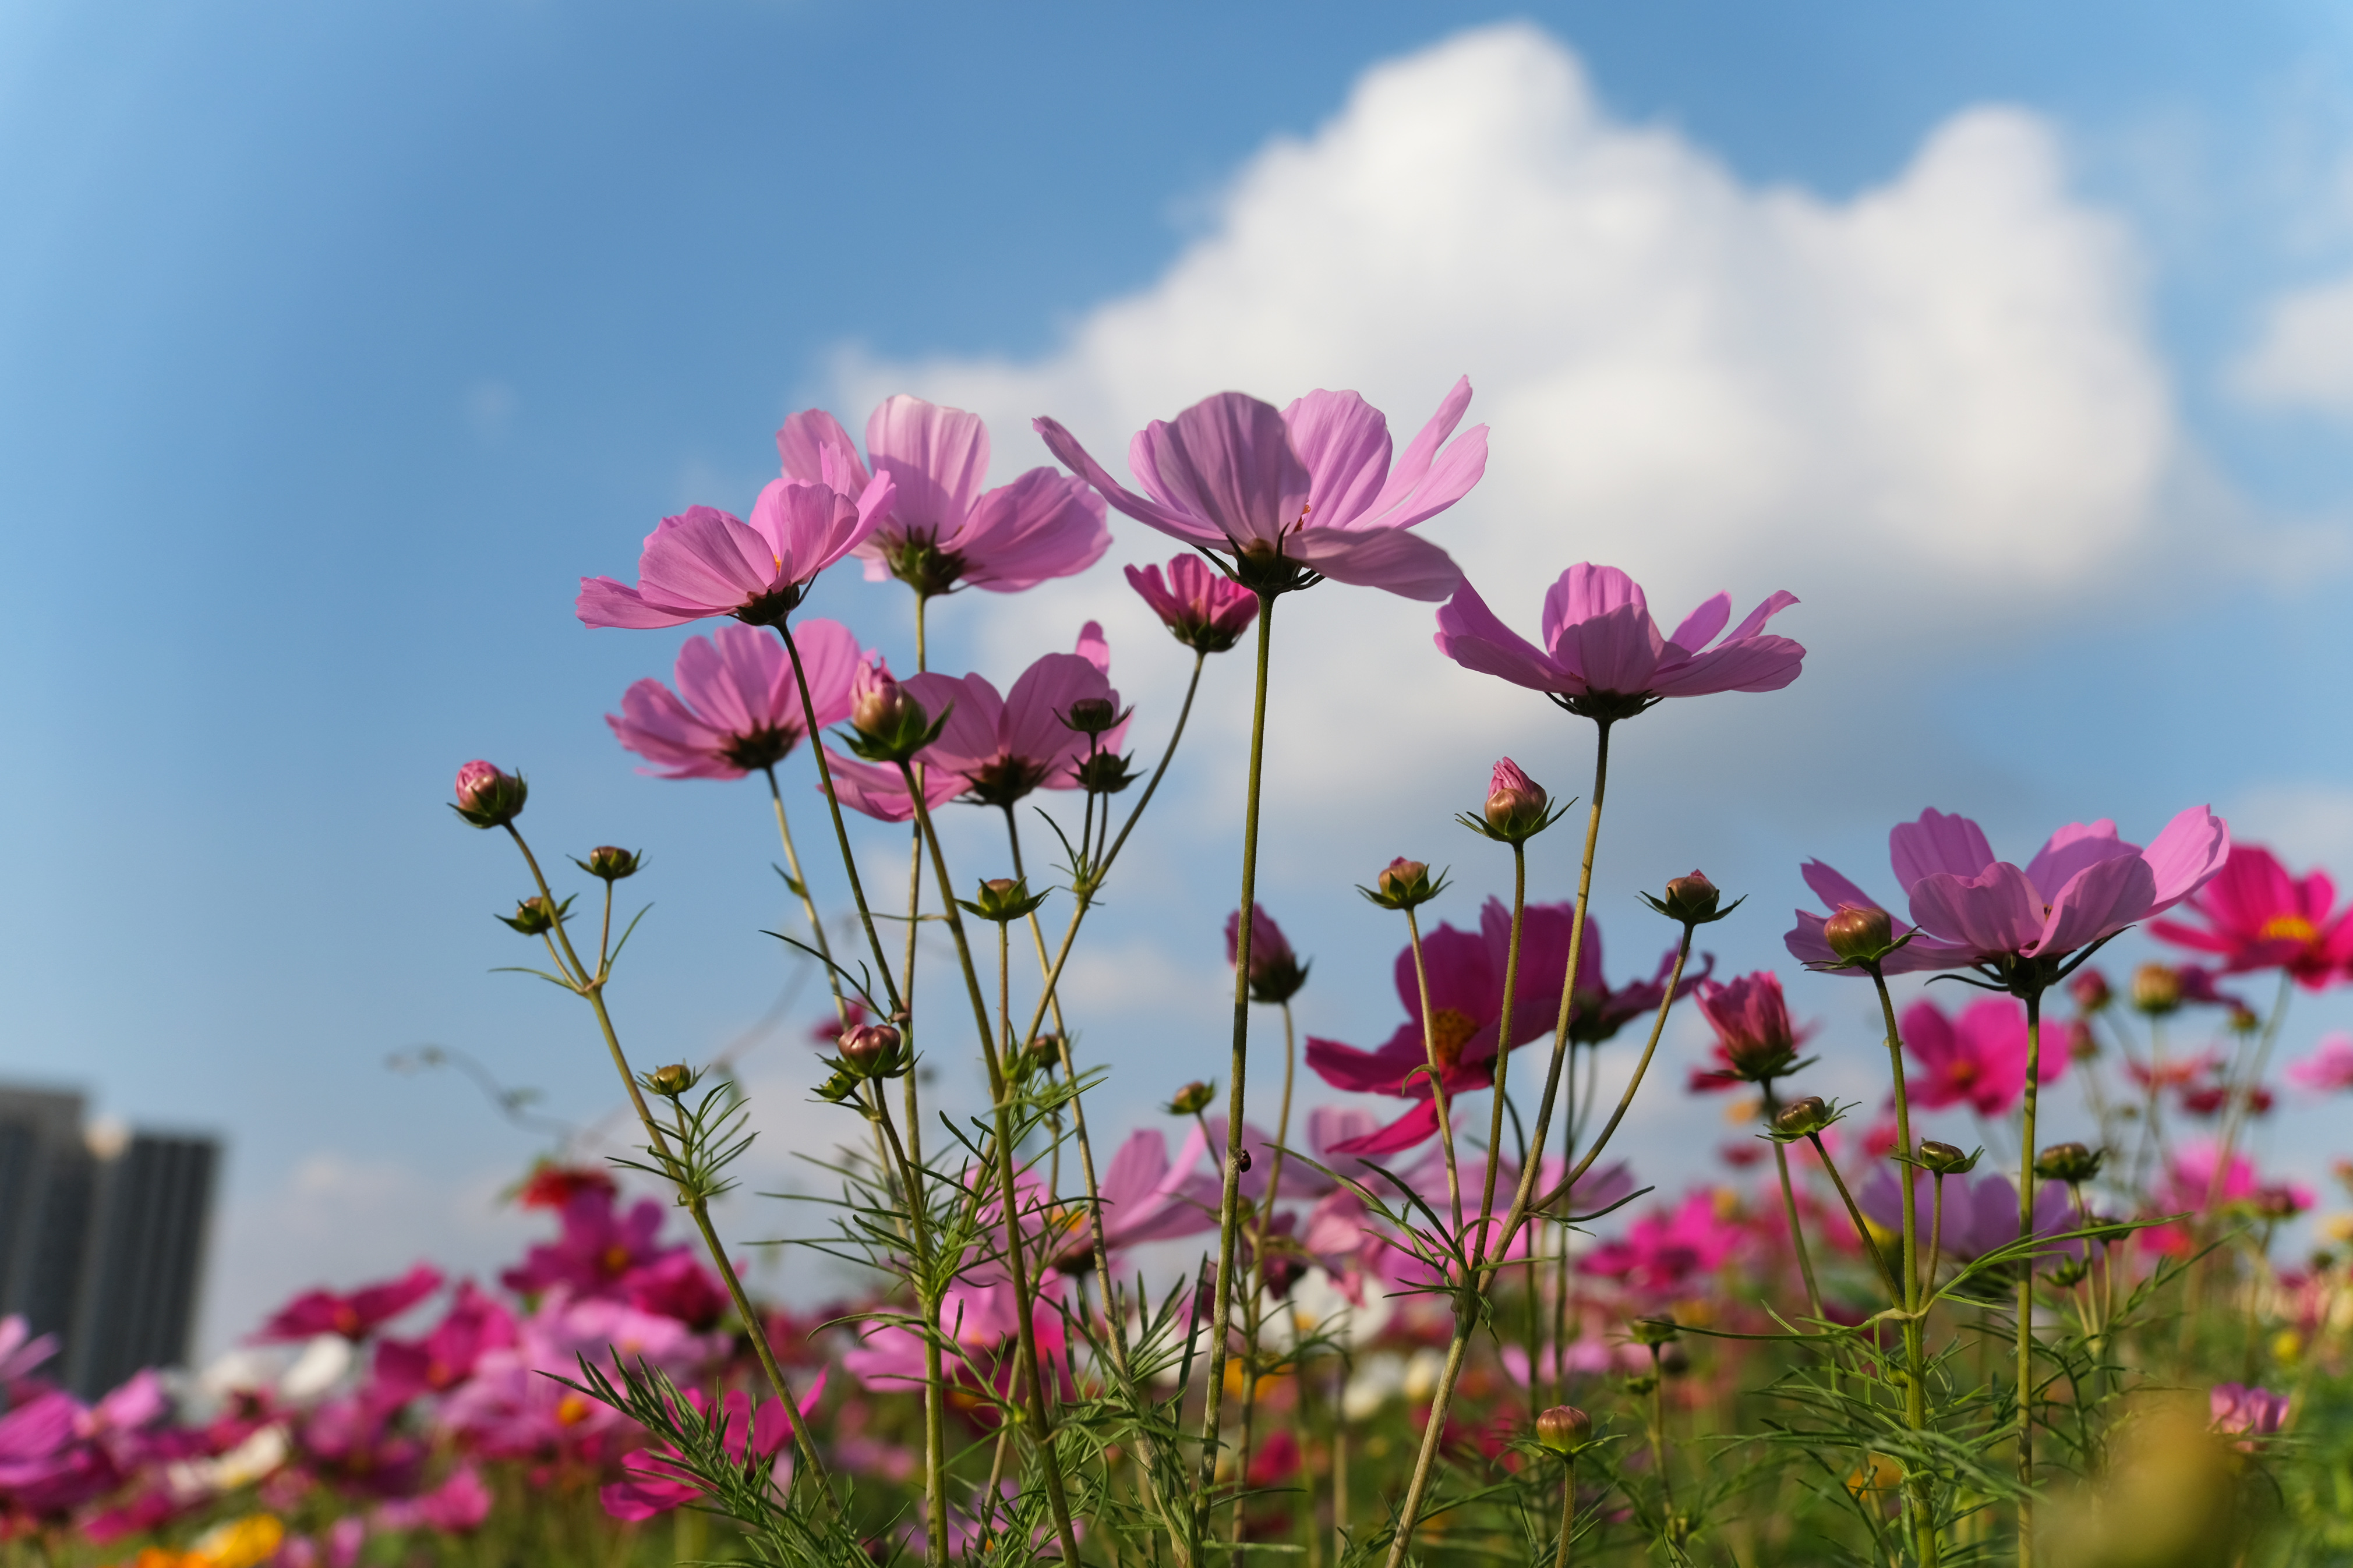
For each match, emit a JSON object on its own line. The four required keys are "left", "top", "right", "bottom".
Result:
{"left": 8, "top": 1, "right": 2353, "bottom": 1351}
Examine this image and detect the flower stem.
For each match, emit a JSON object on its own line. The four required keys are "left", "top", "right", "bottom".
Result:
{"left": 1866, "top": 962, "right": 1937, "bottom": 1568}
{"left": 1234, "top": 999, "right": 1301, "bottom": 1560}
{"left": 1197, "top": 593, "right": 1279, "bottom": 1551}
{"left": 1554, "top": 1456, "right": 1576, "bottom": 1568}
{"left": 763, "top": 764, "right": 849, "bottom": 1027}
{"left": 776, "top": 621, "right": 903, "bottom": 1014}
{"left": 867, "top": 1085, "right": 949, "bottom": 1568}
{"left": 897, "top": 770, "right": 1084, "bottom": 1567}
{"left": 1474, "top": 843, "right": 1529, "bottom": 1262}
{"left": 2016, "top": 988, "right": 2044, "bottom": 1565}
{"left": 1762, "top": 1085, "right": 1824, "bottom": 1322}
{"left": 1804, "top": 1132, "right": 1902, "bottom": 1301}
{"left": 1404, "top": 907, "right": 1465, "bottom": 1235}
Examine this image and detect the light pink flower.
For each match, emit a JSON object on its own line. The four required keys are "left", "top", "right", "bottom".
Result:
{"left": 1055, "top": 1127, "right": 1220, "bottom": 1266}
{"left": 1036, "top": 380, "right": 1486, "bottom": 601}
{"left": 606, "top": 620, "right": 864, "bottom": 778}
{"left": 2210, "top": 1382, "right": 2289, "bottom": 1439}
{"left": 902, "top": 623, "right": 1129, "bottom": 806}
{"left": 1433, "top": 563, "right": 1803, "bottom": 716}
{"left": 1899, "top": 995, "right": 2065, "bottom": 1116}
{"left": 577, "top": 470, "right": 897, "bottom": 629}
{"left": 1860, "top": 1167, "right": 2078, "bottom": 1263}
{"left": 1126, "top": 556, "right": 1260, "bottom": 652}
{"left": 780, "top": 396, "right": 1110, "bottom": 594}
{"left": 2288, "top": 1032, "right": 2353, "bottom": 1092}
{"left": 1785, "top": 806, "right": 2231, "bottom": 978}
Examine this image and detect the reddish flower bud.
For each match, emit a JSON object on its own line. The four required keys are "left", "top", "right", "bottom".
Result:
{"left": 2132, "top": 963, "right": 2183, "bottom": 1016}
{"left": 839, "top": 1022, "right": 906, "bottom": 1078}
{"left": 851, "top": 668, "right": 916, "bottom": 738}
{"left": 1226, "top": 905, "right": 1309, "bottom": 1004}
{"left": 1822, "top": 905, "right": 1895, "bottom": 964}
{"left": 1481, "top": 758, "right": 1550, "bottom": 840}
{"left": 1363, "top": 858, "right": 1446, "bottom": 911}
{"left": 1534, "top": 1405, "right": 1593, "bottom": 1454}
{"left": 580, "top": 845, "right": 642, "bottom": 881}
{"left": 2069, "top": 967, "right": 2112, "bottom": 1013}
{"left": 453, "top": 760, "right": 528, "bottom": 829}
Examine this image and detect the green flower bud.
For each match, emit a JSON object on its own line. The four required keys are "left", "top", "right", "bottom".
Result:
{"left": 1822, "top": 905, "right": 1896, "bottom": 964}
{"left": 1167, "top": 1081, "right": 1216, "bottom": 1116}
{"left": 1917, "top": 1140, "right": 1979, "bottom": 1176}
{"left": 644, "top": 1063, "right": 698, "bottom": 1098}
{"left": 1361, "top": 858, "right": 1447, "bottom": 911}
{"left": 1534, "top": 1405, "right": 1593, "bottom": 1454}
{"left": 1770, "top": 1096, "right": 1837, "bottom": 1141}
{"left": 578, "top": 845, "right": 644, "bottom": 882}
{"left": 497, "top": 893, "right": 568, "bottom": 936}
{"left": 2033, "top": 1142, "right": 2104, "bottom": 1184}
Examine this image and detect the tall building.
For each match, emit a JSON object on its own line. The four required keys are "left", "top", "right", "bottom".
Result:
{"left": 0, "top": 1087, "right": 218, "bottom": 1395}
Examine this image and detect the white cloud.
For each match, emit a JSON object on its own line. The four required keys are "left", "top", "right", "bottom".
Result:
{"left": 2230, "top": 272, "right": 2353, "bottom": 416}
{"left": 2226, "top": 781, "right": 2353, "bottom": 869}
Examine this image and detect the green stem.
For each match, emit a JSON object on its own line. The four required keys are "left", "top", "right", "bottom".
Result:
{"left": 1404, "top": 907, "right": 1465, "bottom": 1234}
{"left": 1764, "top": 1085, "right": 1825, "bottom": 1322}
{"left": 763, "top": 764, "right": 850, "bottom": 1027}
{"left": 1197, "top": 594, "right": 1278, "bottom": 1550}
{"left": 1554, "top": 1456, "right": 1576, "bottom": 1568}
{"left": 868, "top": 1086, "right": 949, "bottom": 1568}
{"left": 1805, "top": 1132, "right": 1902, "bottom": 1301}
{"left": 898, "top": 768, "right": 1083, "bottom": 1567}
{"left": 2016, "top": 989, "right": 2043, "bottom": 1565}
{"left": 1867, "top": 962, "right": 1937, "bottom": 1568}
{"left": 776, "top": 621, "right": 903, "bottom": 1014}
{"left": 1473, "top": 843, "right": 1529, "bottom": 1262}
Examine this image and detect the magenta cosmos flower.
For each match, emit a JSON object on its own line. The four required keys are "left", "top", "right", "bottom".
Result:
{"left": 2150, "top": 843, "right": 2353, "bottom": 989}
{"left": 1434, "top": 563, "right": 1803, "bottom": 721}
{"left": 1898, "top": 995, "right": 2065, "bottom": 1117}
{"left": 822, "top": 625, "right": 1126, "bottom": 821}
{"left": 606, "top": 620, "right": 864, "bottom": 779}
{"left": 779, "top": 395, "right": 1109, "bottom": 597}
{"left": 1128, "top": 555, "right": 1259, "bottom": 652}
{"left": 1687, "top": 972, "right": 1814, "bottom": 1090}
{"left": 1035, "top": 379, "right": 1487, "bottom": 601}
{"left": 576, "top": 470, "right": 896, "bottom": 629}
{"left": 1785, "top": 806, "right": 2231, "bottom": 985}
{"left": 257, "top": 1265, "right": 444, "bottom": 1343}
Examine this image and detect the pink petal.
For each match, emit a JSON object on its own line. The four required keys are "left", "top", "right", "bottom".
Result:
{"left": 2023, "top": 820, "right": 2136, "bottom": 906}
{"left": 1033, "top": 416, "right": 1223, "bottom": 547}
{"left": 864, "top": 395, "right": 990, "bottom": 536}
{"left": 1326, "top": 1100, "right": 1444, "bottom": 1158}
{"left": 999, "top": 654, "right": 1101, "bottom": 778}
{"left": 1539, "top": 564, "right": 1649, "bottom": 649}
{"left": 1663, "top": 592, "right": 1731, "bottom": 655}
{"left": 1553, "top": 601, "right": 1662, "bottom": 696}
{"left": 1907, "top": 862, "right": 2044, "bottom": 955}
{"left": 633, "top": 507, "right": 787, "bottom": 616}
{"left": 2142, "top": 805, "right": 2232, "bottom": 914}
{"left": 1648, "top": 634, "right": 1805, "bottom": 696}
{"left": 1889, "top": 809, "right": 1997, "bottom": 895}
{"left": 1126, "top": 392, "right": 1309, "bottom": 550}
{"left": 1357, "top": 376, "right": 1488, "bottom": 532}
{"left": 1280, "top": 390, "right": 1394, "bottom": 530}
{"left": 1433, "top": 581, "right": 1575, "bottom": 691}
{"left": 1719, "top": 589, "right": 1801, "bottom": 644}
{"left": 908, "top": 671, "right": 1002, "bottom": 780}
{"left": 2034, "top": 853, "right": 2157, "bottom": 956}
{"left": 775, "top": 409, "right": 871, "bottom": 494}
{"left": 577, "top": 576, "right": 704, "bottom": 629}
{"left": 953, "top": 469, "right": 1111, "bottom": 591}
{"left": 1284, "top": 525, "right": 1462, "bottom": 600}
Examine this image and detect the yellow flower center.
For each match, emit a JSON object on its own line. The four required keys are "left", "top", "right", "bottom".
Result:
{"left": 2260, "top": 914, "right": 2318, "bottom": 945}
{"left": 1428, "top": 1008, "right": 1478, "bottom": 1072}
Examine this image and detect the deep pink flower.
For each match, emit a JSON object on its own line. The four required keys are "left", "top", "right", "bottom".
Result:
{"left": 1898, "top": 995, "right": 2066, "bottom": 1116}
{"left": 576, "top": 470, "right": 897, "bottom": 629}
{"left": 516, "top": 1162, "right": 616, "bottom": 1210}
{"left": 2150, "top": 844, "right": 2353, "bottom": 989}
{"left": 0, "top": 1318, "right": 56, "bottom": 1390}
{"left": 257, "top": 1264, "right": 444, "bottom": 1344}
{"left": 0, "top": 1390, "right": 117, "bottom": 1520}
{"left": 372, "top": 1282, "right": 516, "bottom": 1403}
{"left": 1036, "top": 380, "right": 1486, "bottom": 601}
{"left": 1566, "top": 918, "right": 1713, "bottom": 1046}
{"left": 1126, "top": 556, "right": 1260, "bottom": 652}
{"left": 1434, "top": 564, "right": 1803, "bottom": 717}
{"left": 1578, "top": 1191, "right": 1744, "bottom": 1296}
{"left": 439, "top": 1291, "right": 729, "bottom": 1460}
{"left": 2210, "top": 1382, "right": 2289, "bottom": 1439}
{"left": 500, "top": 1189, "right": 683, "bottom": 1301}
{"left": 2288, "top": 1032, "right": 2353, "bottom": 1092}
{"left": 1226, "top": 904, "right": 1310, "bottom": 1004}
{"left": 2157, "top": 1139, "right": 2315, "bottom": 1217}
{"left": 1688, "top": 972, "right": 1814, "bottom": 1089}
{"left": 1056, "top": 1128, "right": 1220, "bottom": 1268}
{"left": 599, "top": 1375, "right": 825, "bottom": 1523}
{"left": 622, "top": 1251, "right": 732, "bottom": 1330}
{"left": 607, "top": 620, "right": 865, "bottom": 779}
{"left": 780, "top": 396, "right": 1110, "bottom": 595}
{"left": 1785, "top": 806, "right": 2231, "bottom": 979}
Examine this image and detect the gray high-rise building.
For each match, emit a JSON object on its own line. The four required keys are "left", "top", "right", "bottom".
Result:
{"left": 0, "top": 1087, "right": 218, "bottom": 1395}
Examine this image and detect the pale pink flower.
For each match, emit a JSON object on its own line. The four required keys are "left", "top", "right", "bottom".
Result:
{"left": 606, "top": 620, "right": 864, "bottom": 778}
{"left": 1037, "top": 380, "right": 1486, "bottom": 600}
{"left": 1785, "top": 806, "right": 2231, "bottom": 978}
{"left": 1434, "top": 563, "right": 1803, "bottom": 716}
{"left": 1126, "top": 556, "right": 1259, "bottom": 652}
{"left": 576, "top": 471, "right": 896, "bottom": 629}
{"left": 2287, "top": 1032, "right": 2353, "bottom": 1092}
{"left": 779, "top": 396, "right": 1110, "bottom": 594}
{"left": 2210, "top": 1382, "right": 2289, "bottom": 1439}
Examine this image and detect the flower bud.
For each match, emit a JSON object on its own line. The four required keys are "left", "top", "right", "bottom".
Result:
{"left": 2069, "top": 967, "right": 2112, "bottom": 1013}
{"left": 580, "top": 845, "right": 642, "bottom": 882}
{"left": 1061, "top": 697, "right": 1121, "bottom": 736}
{"left": 1630, "top": 1316, "right": 1679, "bottom": 1347}
{"left": 645, "top": 1063, "right": 697, "bottom": 1098}
{"left": 1771, "top": 1096, "right": 1836, "bottom": 1141}
{"left": 1073, "top": 751, "right": 1139, "bottom": 795}
{"left": 2131, "top": 963, "right": 2183, "bottom": 1016}
{"left": 1622, "top": 1372, "right": 1659, "bottom": 1397}
{"left": 1480, "top": 758, "right": 1550, "bottom": 841}
{"left": 852, "top": 670, "right": 914, "bottom": 737}
{"left": 2045, "top": 1258, "right": 2090, "bottom": 1289}
{"left": 1822, "top": 905, "right": 1895, "bottom": 964}
{"left": 843, "top": 664, "right": 942, "bottom": 763}
{"left": 498, "top": 893, "right": 565, "bottom": 936}
{"left": 1660, "top": 872, "right": 1721, "bottom": 925}
{"left": 2066, "top": 1020, "right": 2098, "bottom": 1063}
{"left": 453, "top": 760, "right": 528, "bottom": 829}
{"left": 1228, "top": 905, "right": 1309, "bottom": 1005}
{"left": 1362, "top": 858, "right": 1446, "bottom": 911}
{"left": 1168, "top": 1081, "right": 1216, "bottom": 1116}
{"left": 1534, "top": 1405, "right": 1593, "bottom": 1454}
{"left": 839, "top": 1023, "right": 905, "bottom": 1078}
{"left": 2253, "top": 1184, "right": 2308, "bottom": 1220}
{"left": 1917, "top": 1140, "right": 1978, "bottom": 1176}
{"left": 960, "top": 876, "right": 1047, "bottom": 925}
{"left": 2229, "top": 1004, "right": 2262, "bottom": 1036}
{"left": 2033, "top": 1142, "right": 2104, "bottom": 1184}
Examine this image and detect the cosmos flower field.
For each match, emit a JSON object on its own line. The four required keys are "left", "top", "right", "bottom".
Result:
{"left": 22, "top": 384, "right": 2353, "bottom": 1567}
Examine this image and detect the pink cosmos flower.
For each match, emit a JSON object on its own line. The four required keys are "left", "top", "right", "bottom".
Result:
{"left": 2288, "top": 1032, "right": 2353, "bottom": 1092}
{"left": 1899, "top": 995, "right": 2066, "bottom": 1116}
{"left": 257, "top": 1265, "right": 444, "bottom": 1344}
{"left": 1578, "top": 1191, "right": 1744, "bottom": 1297}
{"left": 2156, "top": 1140, "right": 2316, "bottom": 1221}
{"left": 1126, "top": 556, "right": 1259, "bottom": 652}
{"left": 1053, "top": 1127, "right": 1220, "bottom": 1268}
{"left": 2210, "top": 1382, "right": 2290, "bottom": 1439}
{"left": 439, "top": 1291, "right": 729, "bottom": 1460}
{"left": 499, "top": 1188, "right": 683, "bottom": 1301}
{"left": 0, "top": 1390, "right": 118, "bottom": 1520}
{"left": 1785, "top": 806, "right": 2231, "bottom": 979}
{"left": 576, "top": 469, "right": 897, "bottom": 629}
{"left": 0, "top": 1318, "right": 56, "bottom": 1390}
{"left": 1036, "top": 380, "right": 1486, "bottom": 601}
{"left": 1687, "top": 972, "right": 1814, "bottom": 1089}
{"left": 1860, "top": 1167, "right": 2078, "bottom": 1265}
{"left": 599, "top": 1374, "right": 826, "bottom": 1523}
{"left": 1565, "top": 920, "right": 1713, "bottom": 1046}
{"left": 374, "top": 1466, "right": 494, "bottom": 1535}
{"left": 607, "top": 620, "right": 865, "bottom": 779}
{"left": 779, "top": 395, "right": 1110, "bottom": 595}
{"left": 2150, "top": 844, "right": 2353, "bottom": 989}
{"left": 372, "top": 1282, "right": 516, "bottom": 1404}
{"left": 1433, "top": 564, "right": 1803, "bottom": 719}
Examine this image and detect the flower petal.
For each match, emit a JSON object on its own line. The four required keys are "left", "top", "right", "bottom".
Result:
{"left": 1907, "top": 862, "right": 2044, "bottom": 957}
{"left": 1889, "top": 809, "right": 1997, "bottom": 894}
{"left": 1127, "top": 392, "right": 1309, "bottom": 549}
{"left": 2023, "top": 820, "right": 2136, "bottom": 905}
{"left": 2141, "top": 805, "right": 2231, "bottom": 914}
{"left": 2034, "top": 852, "right": 2157, "bottom": 957}
{"left": 1433, "top": 581, "right": 1576, "bottom": 691}
{"left": 1284, "top": 525, "right": 1462, "bottom": 600}
{"left": 1033, "top": 415, "right": 1223, "bottom": 546}
{"left": 864, "top": 395, "right": 989, "bottom": 536}
{"left": 1280, "top": 390, "right": 1393, "bottom": 530}
{"left": 1356, "top": 376, "right": 1488, "bottom": 532}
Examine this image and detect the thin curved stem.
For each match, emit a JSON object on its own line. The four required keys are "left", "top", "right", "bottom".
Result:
{"left": 764, "top": 764, "right": 850, "bottom": 1027}
{"left": 1404, "top": 907, "right": 1465, "bottom": 1234}
{"left": 1867, "top": 962, "right": 1937, "bottom": 1568}
{"left": 2016, "top": 988, "right": 2045, "bottom": 1566}
{"left": 776, "top": 621, "right": 902, "bottom": 1015}
{"left": 1472, "top": 843, "right": 1529, "bottom": 1263}
{"left": 1762, "top": 1085, "right": 1824, "bottom": 1323}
